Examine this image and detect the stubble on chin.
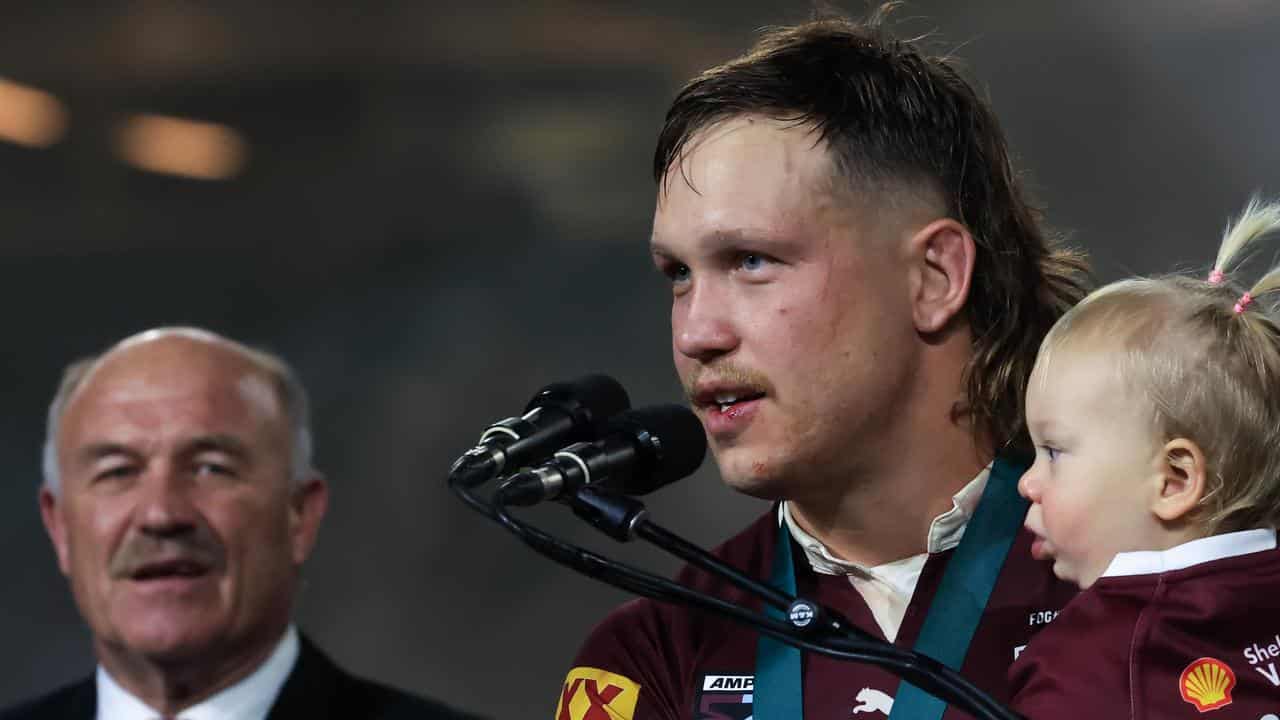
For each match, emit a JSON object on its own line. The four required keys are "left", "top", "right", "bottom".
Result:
{"left": 716, "top": 448, "right": 790, "bottom": 500}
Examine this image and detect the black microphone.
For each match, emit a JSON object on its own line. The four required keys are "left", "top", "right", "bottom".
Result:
{"left": 496, "top": 404, "right": 706, "bottom": 506}
{"left": 448, "top": 375, "right": 630, "bottom": 488}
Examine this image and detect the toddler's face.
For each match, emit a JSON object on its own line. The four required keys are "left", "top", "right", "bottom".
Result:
{"left": 1018, "top": 346, "right": 1167, "bottom": 588}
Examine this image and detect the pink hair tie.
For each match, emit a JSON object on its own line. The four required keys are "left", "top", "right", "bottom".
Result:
{"left": 1208, "top": 269, "right": 1226, "bottom": 284}
{"left": 1234, "top": 292, "right": 1254, "bottom": 314}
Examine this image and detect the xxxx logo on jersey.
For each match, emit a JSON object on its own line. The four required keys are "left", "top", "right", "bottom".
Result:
{"left": 1179, "top": 657, "right": 1236, "bottom": 712}
{"left": 555, "top": 667, "right": 641, "bottom": 720}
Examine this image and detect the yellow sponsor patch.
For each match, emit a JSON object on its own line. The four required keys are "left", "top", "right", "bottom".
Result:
{"left": 1179, "top": 657, "right": 1236, "bottom": 712}
{"left": 555, "top": 666, "right": 641, "bottom": 720}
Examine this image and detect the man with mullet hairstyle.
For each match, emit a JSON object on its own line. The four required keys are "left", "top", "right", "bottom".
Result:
{"left": 558, "top": 8, "right": 1090, "bottom": 720}
{"left": 3, "top": 327, "right": 476, "bottom": 720}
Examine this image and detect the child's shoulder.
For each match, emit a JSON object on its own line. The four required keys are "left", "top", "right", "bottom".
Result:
{"left": 1010, "top": 546, "right": 1280, "bottom": 718}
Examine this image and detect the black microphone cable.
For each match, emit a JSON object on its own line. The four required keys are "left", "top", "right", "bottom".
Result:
{"left": 488, "top": 483, "right": 1025, "bottom": 720}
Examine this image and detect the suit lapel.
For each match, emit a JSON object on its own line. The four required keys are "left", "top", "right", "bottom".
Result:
{"left": 27, "top": 676, "right": 96, "bottom": 719}
{"left": 265, "top": 635, "right": 345, "bottom": 720}
{"left": 73, "top": 678, "right": 96, "bottom": 720}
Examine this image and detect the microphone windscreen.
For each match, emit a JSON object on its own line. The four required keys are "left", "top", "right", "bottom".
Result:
{"left": 527, "top": 374, "right": 631, "bottom": 425}
{"left": 609, "top": 403, "right": 707, "bottom": 494}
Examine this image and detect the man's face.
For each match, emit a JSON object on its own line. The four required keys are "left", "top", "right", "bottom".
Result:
{"left": 1019, "top": 346, "right": 1164, "bottom": 588}
{"left": 651, "top": 116, "right": 923, "bottom": 498}
{"left": 40, "top": 337, "right": 326, "bottom": 665}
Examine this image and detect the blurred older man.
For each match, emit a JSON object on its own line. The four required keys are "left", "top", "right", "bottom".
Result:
{"left": 2, "top": 328, "right": 475, "bottom": 720}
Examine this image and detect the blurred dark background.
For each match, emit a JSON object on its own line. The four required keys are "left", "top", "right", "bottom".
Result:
{"left": 1, "top": 2, "right": 1276, "bottom": 717}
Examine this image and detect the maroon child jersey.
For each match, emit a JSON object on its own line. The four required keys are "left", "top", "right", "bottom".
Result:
{"left": 1009, "top": 531, "right": 1280, "bottom": 720}
{"left": 557, "top": 509, "right": 1076, "bottom": 720}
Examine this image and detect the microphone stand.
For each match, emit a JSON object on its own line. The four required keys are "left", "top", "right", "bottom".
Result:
{"left": 485, "top": 481, "right": 1024, "bottom": 720}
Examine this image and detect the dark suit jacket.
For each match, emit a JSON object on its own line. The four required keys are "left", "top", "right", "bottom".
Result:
{"left": 0, "top": 635, "right": 480, "bottom": 719}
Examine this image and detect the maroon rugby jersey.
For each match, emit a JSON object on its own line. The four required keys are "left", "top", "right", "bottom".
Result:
{"left": 558, "top": 509, "right": 1075, "bottom": 720}
{"left": 1010, "top": 540, "right": 1280, "bottom": 719}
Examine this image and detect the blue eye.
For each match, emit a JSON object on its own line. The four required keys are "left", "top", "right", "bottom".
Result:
{"left": 741, "top": 254, "right": 766, "bottom": 271}
{"left": 1040, "top": 446, "right": 1060, "bottom": 462}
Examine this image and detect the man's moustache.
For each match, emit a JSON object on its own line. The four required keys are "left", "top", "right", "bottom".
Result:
{"left": 683, "top": 364, "right": 772, "bottom": 399}
{"left": 109, "top": 531, "right": 224, "bottom": 578}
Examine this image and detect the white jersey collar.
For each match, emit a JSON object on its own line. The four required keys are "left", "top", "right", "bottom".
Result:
{"left": 1102, "top": 528, "right": 1277, "bottom": 578}
{"left": 778, "top": 463, "right": 991, "bottom": 575}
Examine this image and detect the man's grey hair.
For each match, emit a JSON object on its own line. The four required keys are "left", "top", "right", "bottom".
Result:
{"left": 41, "top": 327, "right": 316, "bottom": 494}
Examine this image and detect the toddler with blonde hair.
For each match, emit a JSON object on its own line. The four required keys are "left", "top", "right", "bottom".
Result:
{"left": 1009, "top": 198, "right": 1280, "bottom": 718}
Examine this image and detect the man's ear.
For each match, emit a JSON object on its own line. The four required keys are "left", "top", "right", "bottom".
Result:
{"left": 39, "top": 488, "right": 71, "bottom": 576}
{"left": 1152, "top": 438, "right": 1207, "bottom": 523}
{"left": 908, "top": 218, "right": 976, "bottom": 334}
{"left": 289, "top": 473, "right": 329, "bottom": 566}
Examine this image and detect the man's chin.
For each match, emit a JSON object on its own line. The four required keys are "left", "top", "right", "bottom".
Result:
{"left": 111, "top": 619, "right": 224, "bottom": 664}
{"left": 717, "top": 456, "right": 790, "bottom": 501}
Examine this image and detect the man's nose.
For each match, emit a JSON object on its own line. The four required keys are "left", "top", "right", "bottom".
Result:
{"left": 134, "top": 464, "right": 199, "bottom": 537}
{"left": 673, "top": 281, "right": 739, "bottom": 364}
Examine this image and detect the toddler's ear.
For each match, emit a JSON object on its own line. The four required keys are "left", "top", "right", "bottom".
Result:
{"left": 1152, "top": 438, "right": 1206, "bottom": 523}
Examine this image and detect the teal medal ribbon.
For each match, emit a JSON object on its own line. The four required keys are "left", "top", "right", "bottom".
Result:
{"left": 888, "top": 454, "right": 1028, "bottom": 718}
{"left": 753, "top": 515, "right": 804, "bottom": 719}
{"left": 753, "top": 454, "right": 1029, "bottom": 720}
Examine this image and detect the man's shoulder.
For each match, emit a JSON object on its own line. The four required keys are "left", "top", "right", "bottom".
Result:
{"left": 584, "top": 507, "right": 778, "bottom": 635}
{"left": 568, "top": 509, "right": 777, "bottom": 679}
{"left": 583, "top": 505, "right": 776, "bottom": 604}
{"left": 275, "top": 635, "right": 481, "bottom": 720}
{"left": 675, "top": 508, "right": 778, "bottom": 592}
{"left": 0, "top": 677, "right": 94, "bottom": 720}
{"left": 577, "top": 596, "right": 671, "bottom": 656}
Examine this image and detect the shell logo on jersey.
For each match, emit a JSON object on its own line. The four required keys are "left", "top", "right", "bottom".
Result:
{"left": 556, "top": 667, "right": 641, "bottom": 720}
{"left": 1179, "top": 657, "right": 1236, "bottom": 712}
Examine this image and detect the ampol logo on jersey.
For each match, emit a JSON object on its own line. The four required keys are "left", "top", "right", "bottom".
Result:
{"left": 694, "top": 674, "right": 753, "bottom": 720}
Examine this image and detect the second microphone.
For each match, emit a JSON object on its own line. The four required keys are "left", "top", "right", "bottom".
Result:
{"left": 496, "top": 404, "right": 706, "bottom": 506}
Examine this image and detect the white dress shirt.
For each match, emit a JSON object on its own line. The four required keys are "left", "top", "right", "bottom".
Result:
{"left": 96, "top": 625, "right": 300, "bottom": 720}
{"left": 780, "top": 465, "right": 990, "bottom": 642}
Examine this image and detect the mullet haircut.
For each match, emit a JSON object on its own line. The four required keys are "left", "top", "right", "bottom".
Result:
{"left": 653, "top": 5, "right": 1089, "bottom": 452}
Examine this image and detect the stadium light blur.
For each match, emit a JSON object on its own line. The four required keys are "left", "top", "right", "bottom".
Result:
{"left": 0, "top": 76, "right": 69, "bottom": 148}
{"left": 115, "top": 113, "right": 248, "bottom": 180}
